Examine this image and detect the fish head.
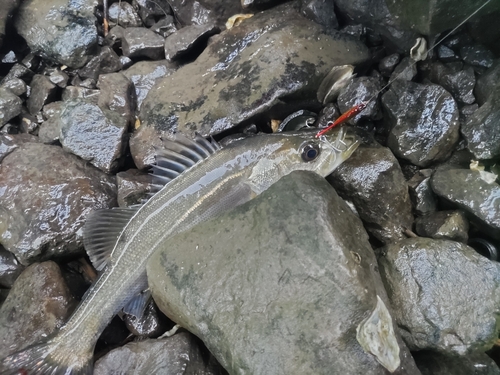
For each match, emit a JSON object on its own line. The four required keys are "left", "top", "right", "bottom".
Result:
{"left": 279, "top": 126, "right": 361, "bottom": 177}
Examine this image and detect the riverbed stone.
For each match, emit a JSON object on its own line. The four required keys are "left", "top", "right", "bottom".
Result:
{"left": 0, "top": 87, "right": 22, "bottom": 127}
{"left": 164, "top": 23, "right": 219, "bottom": 62}
{"left": 122, "top": 27, "right": 165, "bottom": 60}
{"left": 408, "top": 169, "right": 437, "bottom": 215}
{"left": 15, "top": 0, "right": 98, "bottom": 68}
{"left": 78, "top": 46, "right": 123, "bottom": 82}
{"left": 328, "top": 142, "right": 413, "bottom": 244}
{"left": 378, "top": 238, "right": 500, "bottom": 354}
{"left": 382, "top": 80, "right": 460, "bottom": 167}
{"left": 117, "top": 169, "right": 151, "bottom": 207}
{"left": 108, "top": 1, "right": 143, "bottom": 28}
{"left": 0, "top": 133, "right": 38, "bottom": 162}
{"left": 94, "top": 332, "right": 225, "bottom": 375}
{"left": 0, "top": 143, "right": 116, "bottom": 265}
{"left": 0, "top": 246, "right": 24, "bottom": 288}
{"left": 148, "top": 171, "right": 421, "bottom": 375}
{"left": 431, "top": 168, "right": 500, "bottom": 240}
{"left": 0, "top": 262, "right": 75, "bottom": 358}
{"left": 60, "top": 100, "right": 128, "bottom": 173}
{"left": 475, "top": 60, "right": 500, "bottom": 105}
{"left": 97, "top": 73, "right": 136, "bottom": 127}
{"left": 413, "top": 351, "right": 500, "bottom": 375}
{"left": 1, "top": 78, "right": 27, "bottom": 97}
{"left": 415, "top": 210, "right": 469, "bottom": 243}
{"left": 26, "top": 74, "right": 58, "bottom": 115}
{"left": 131, "top": 5, "right": 370, "bottom": 168}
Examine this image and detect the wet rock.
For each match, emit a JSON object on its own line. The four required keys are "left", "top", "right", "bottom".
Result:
{"left": 122, "top": 27, "right": 165, "bottom": 60}
{"left": 97, "top": 73, "right": 135, "bottom": 126}
{"left": 148, "top": 172, "right": 421, "bottom": 375}
{"left": 408, "top": 169, "right": 437, "bottom": 215}
{"left": 414, "top": 351, "right": 500, "bottom": 375}
{"left": 431, "top": 168, "right": 500, "bottom": 240}
{"left": 415, "top": 210, "right": 469, "bottom": 243}
{"left": 437, "top": 44, "right": 459, "bottom": 62}
{"left": 0, "top": 133, "right": 39, "bottom": 162}
{"left": 151, "top": 16, "right": 178, "bottom": 38}
{"left": 26, "top": 74, "right": 58, "bottom": 115}
{"left": 337, "top": 77, "right": 381, "bottom": 123}
{"left": 61, "top": 86, "right": 100, "bottom": 104}
{"left": 315, "top": 103, "right": 340, "bottom": 129}
{"left": 459, "top": 103, "right": 478, "bottom": 125}
{"left": 164, "top": 23, "right": 220, "bottom": 62}
{"left": 1, "top": 78, "right": 27, "bottom": 96}
{"left": 165, "top": 0, "right": 217, "bottom": 27}
{"left": 0, "top": 262, "right": 75, "bottom": 358}
{"left": 134, "top": 0, "right": 172, "bottom": 27}
{"left": 328, "top": 142, "right": 413, "bottom": 244}
{"left": 132, "top": 6, "right": 370, "bottom": 168}
{"left": 461, "top": 90, "right": 500, "bottom": 160}
{"left": 440, "top": 66, "right": 476, "bottom": 105}
{"left": 378, "top": 238, "right": 500, "bottom": 354}
{"left": 390, "top": 56, "right": 417, "bottom": 82}
{"left": 19, "top": 110, "right": 40, "bottom": 134}
{"left": 48, "top": 69, "right": 69, "bottom": 89}
{"left": 0, "top": 87, "right": 22, "bottom": 127}
{"left": 0, "top": 246, "right": 24, "bottom": 288}
{"left": 21, "top": 52, "right": 41, "bottom": 72}
{"left": 1, "top": 63, "right": 34, "bottom": 85}
{"left": 475, "top": 60, "right": 500, "bottom": 105}
{"left": 0, "top": 143, "right": 116, "bottom": 264}
{"left": 15, "top": 0, "right": 98, "bottom": 68}
{"left": 122, "top": 60, "right": 177, "bottom": 110}
{"left": 300, "top": 0, "right": 339, "bottom": 30}
{"left": 382, "top": 80, "right": 460, "bottom": 167}
{"left": 39, "top": 101, "right": 64, "bottom": 144}
{"left": 117, "top": 169, "right": 151, "bottom": 207}
{"left": 60, "top": 100, "right": 128, "bottom": 173}
{"left": 334, "top": 0, "right": 418, "bottom": 53}
{"left": 124, "top": 302, "right": 169, "bottom": 337}
{"left": 78, "top": 46, "right": 123, "bottom": 81}
{"left": 1, "top": 51, "right": 19, "bottom": 64}
{"left": 108, "top": 2, "right": 143, "bottom": 28}
{"left": 105, "top": 25, "right": 125, "bottom": 49}
{"left": 460, "top": 45, "right": 495, "bottom": 69}
{"left": 379, "top": 53, "right": 400, "bottom": 77}
{"left": 94, "top": 332, "right": 225, "bottom": 375}
{"left": 0, "top": 0, "right": 22, "bottom": 48}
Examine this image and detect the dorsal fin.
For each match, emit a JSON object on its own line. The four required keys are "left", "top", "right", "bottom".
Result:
{"left": 150, "top": 134, "right": 221, "bottom": 194}
{"left": 83, "top": 207, "right": 138, "bottom": 271}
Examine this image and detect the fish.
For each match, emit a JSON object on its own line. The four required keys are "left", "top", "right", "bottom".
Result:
{"left": 0, "top": 127, "right": 360, "bottom": 375}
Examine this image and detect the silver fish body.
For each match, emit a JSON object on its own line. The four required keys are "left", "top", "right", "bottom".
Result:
{"left": 1, "top": 127, "right": 360, "bottom": 374}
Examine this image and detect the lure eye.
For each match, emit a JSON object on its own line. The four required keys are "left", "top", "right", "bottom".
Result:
{"left": 301, "top": 142, "right": 321, "bottom": 162}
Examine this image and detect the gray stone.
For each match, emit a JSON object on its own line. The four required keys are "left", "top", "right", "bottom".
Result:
{"left": 0, "top": 133, "right": 38, "bottom": 163}
{"left": 328, "top": 142, "right": 413, "bottom": 244}
{"left": 134, "top": 0, "right": 172, "bottom": 27}
{"left": 437, "top": 44, "right": 459, "bottom": 62}
{"left": 164, "top": 0, "right": 239, "bottom": 28}
{"left": 475, "top": 60, "right": 500, "bottom": 105}
{"left": 78, "top": 46, "right": 123, "bottom": 82}
{"left": 39, "top": 101, "right": 64, "bottom": 144}
{"left": 382, "top": 80, "right": 460, "bottom": 167}
{"left": 379, "top": 53, "right": 401, "bottom": 77}
{"left": 148, "top": 172, "right": 421, "bottom": 375}
{"left": 108, "top": 1, "right": 143, "bottom": 27}
{"left": 461, "top": 89, "right": 500, "bottom": 160}
{"left": 164, "top": 23, "right": 219, "bottom": 62}
{"left": 131, "top": 5, "right": 369, "bottom": 168}
{"left": 27, "top": 74, "right": 58, "bottom": 115}
{"left": 150, "top": 16, "right": 178, "bottom": 38}
{"left": 122, "top": 27, "right": 165, "bottom": 60}
{"left": 1, "top": 78, "right": 27, "bottom": 96}
{"left": 0, "top": 246, "right": 24, "bottom": 288}
{"left": 0, "top": 143, "right": 116, "bottom": 265}
{"left": 94, "top": 332, "right": 225, "bottom": 375}
{"left": 61, "top": 86, "right": 100, "bottom": 104}
{"left": 124, "top": 302, "right": 169, "bottom": 338}
{"left": 60, "top": 100, "right": 128, "bottom": 173}
{"left": 15, "top": 0, "right": 98, "bottom": 68}
{"left": 390, "top": 56, "right": 417, "bottom": 82}
{"left": 122, "top": 60, "right": 177, "bottom": 110}
{"left": 408, "top": 170, "right": 437, "bottom": 215}
{"left": 414, "top": 351, "right": 500, "bottom": 375}
{"left": 337, "top": 77, "right": 382, "bottom": 123}
{"left": 378, "top": 238, "right": 500, "bottom": 354}
{"left": 117, "top": 169, "right": 151, "bottom": 207}
{"left": 460, "top": 45, "right": 495, "bottom": 69}
{"left": 0, "top": 262, "right": 75, "bottom": 358}
{"left": 97, "top": 73, "right": 136, "bottom": 127}
{"left": 0, "top": 87, "right": 22, "bottom": 127}
{"left": 415, "top": 210, "right": 469, "bottom": 243}
{"left": 431, "top": 169, "right": 500, "bottom": 240}
{"left": 48, "top": 69, "right": 69, "bottom": 88}
{"left": 300, "top": 0, "right": 338, "bottom": 30}
{"left": 0, "top": 63, "right": 34, "bottom": 85}
{"left": 441, "top": 66, "right": 476, "bottom": 105}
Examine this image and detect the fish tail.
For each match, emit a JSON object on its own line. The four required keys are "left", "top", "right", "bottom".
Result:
{"left": 0, "top": 338, "right": 93, "bottom": 375}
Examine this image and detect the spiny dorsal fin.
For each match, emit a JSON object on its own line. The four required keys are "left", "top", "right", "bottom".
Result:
{"left": 83, "top": 207, "right": 138, "bottom": 271}
{"left": 150, "top": 133, "right": 221, "bottom": 194}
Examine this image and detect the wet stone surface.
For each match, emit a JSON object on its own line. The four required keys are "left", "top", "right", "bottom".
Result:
{"left": 0, "top": 143, "right": 116, "bottom": 265}
{"left": 378, "top": 237, "right": 500, "bottom": 355}
{"left": 0, "top": 261, "right": 75, "bottom": 358}
{"left": 164, "top": 23, "right": 220, "bottom": 62}
{"left": 337, "top": 77, "right": 381, "bottom": 123}
{"left": 431, "top": 169, "right": 500, "bottom": 240}
{"left": 122, "top": 27, "right": 165, "bottom": 60}
{"left": 414, "top": 351, "right": 500, "bottom": 375}
{"left": 408, "top": 169, "right": 437, "bottom": 216}
{"left": 382, "top": 80, "right": 460, "bottom": 167}
{"left": 414, "top": 210, "right": 469, "bottom": 243}
{"left": 26, "top": 74, "right": 57, "bottom": 115}
{"left": 116, "top": 169, "right": 151, "bottom": 207}
{"left": 0, "top": 246, "right": 24, "bottom": 288}
{"left": 0, "top": 87, "right": 22, "bottom": 127}
{"left": 148, "top": 172, "right": 420, "bottom": 375}
{"left": 108, "top": 2, "right": 143, "bottom": 28}
{"left": 328, "top": 142, "right": 413, "bottom": 244}
{"left": 124, "top": 302, "right": 170, "bottom": 338}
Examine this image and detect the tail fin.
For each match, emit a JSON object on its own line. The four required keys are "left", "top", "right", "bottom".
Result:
{"left": 0, "top": 339, "right": 92, "bottom": 375}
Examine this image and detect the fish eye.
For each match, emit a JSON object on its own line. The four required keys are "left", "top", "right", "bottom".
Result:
{"left": 301, "top": 142, "right": 320, "bottom": 162}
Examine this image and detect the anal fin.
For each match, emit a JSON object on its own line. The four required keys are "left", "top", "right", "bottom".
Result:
{"left": 123, "top": 289, "right": 152, "bottom": 319}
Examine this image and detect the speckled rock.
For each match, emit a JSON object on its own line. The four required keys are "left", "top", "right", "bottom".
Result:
{"left": 15, "top": 0, "right": 98, "bottom": 68}
{"left": 415, "top": 210, "right": 469, "bottom": 243}
{"left": 60, "top": 100, "right": 128, "bottom": 173}
{"left": 0, "top": 262, "right": 75, "bottom": 358}
{"left": 378, "top": 238, "right": 500, "bottom": 354}
{"left": 131, "top": 5, "right": 370, "bottom": 168}
{"left": 382, "top": 80, "right": 460, "bottom": 167}
{"left": 0, "top": 246, "right": 24, "bottom": 288}
{"left": 431, "top": 169, "right": 500, "bottom": 240}
{"left": 148, "top": 172, "right": 421, "bottom": 375}
{"left": 1, "top": 78, "right": 27, "bottom": 96}
{"left": 0, "top": 87, "right": 22, "bottom": 127}
{"left": 94, "top": 332, "right": 225, "bottom": 375}
{"left": 328, "top": 142, "right": 413, "bottom": 244}
{"left": 0, "top": 143, "right": 116, "bottom": 265}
